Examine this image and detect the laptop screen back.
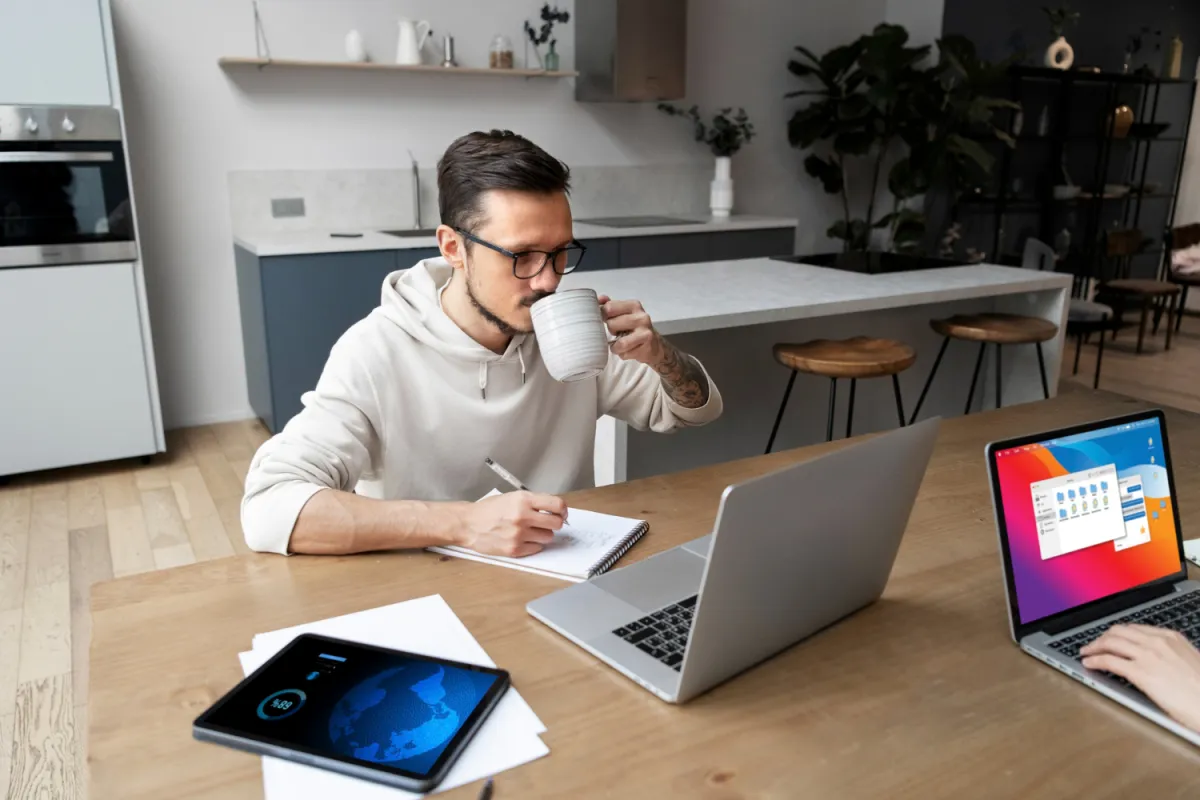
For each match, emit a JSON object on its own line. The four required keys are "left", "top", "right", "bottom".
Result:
{"left": 992, "top": 415, "right": 1181, "bottom": 626}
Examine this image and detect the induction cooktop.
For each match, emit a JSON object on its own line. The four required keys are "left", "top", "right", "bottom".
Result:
{"left": 575, "top": 216, "right": 707, "bottom": 228}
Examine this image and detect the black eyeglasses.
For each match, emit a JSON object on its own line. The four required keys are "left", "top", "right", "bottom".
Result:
{"left": 454, "top": 227, "right": 587, "bottom": 279}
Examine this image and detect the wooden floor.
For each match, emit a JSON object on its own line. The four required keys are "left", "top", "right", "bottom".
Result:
{"left": 0, "top": 316, "right": 1197, "bottom": 799}
{"left": 0, "top": 419, "right": 270, "bottom": 799}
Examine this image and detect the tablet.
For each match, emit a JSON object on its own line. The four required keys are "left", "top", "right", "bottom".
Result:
{"left": 193, "top": 633, "right": 511, "bottom": 793}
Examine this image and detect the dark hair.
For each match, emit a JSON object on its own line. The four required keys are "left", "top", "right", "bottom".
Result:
{"left": 437, "top": 129, "right": 571, "bottom": 232}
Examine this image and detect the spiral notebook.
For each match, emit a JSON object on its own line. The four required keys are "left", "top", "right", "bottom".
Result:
{"left": 427, "top": 490, "right": 648, "bottom": 582}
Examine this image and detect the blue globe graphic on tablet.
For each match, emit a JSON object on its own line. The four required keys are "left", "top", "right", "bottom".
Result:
{"left": 328, "top": 663, "right": 483, "bottom": 766}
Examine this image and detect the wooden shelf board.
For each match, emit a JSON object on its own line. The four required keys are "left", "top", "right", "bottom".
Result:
{"left": 217, "top": 56, "right": 578, "bottom": 79}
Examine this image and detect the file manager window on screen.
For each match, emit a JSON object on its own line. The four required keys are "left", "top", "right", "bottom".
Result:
{"left": 1030, "top": 464, "right": 1150, "bottom": 560}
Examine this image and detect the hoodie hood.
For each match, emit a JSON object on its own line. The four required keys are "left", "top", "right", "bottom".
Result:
{"left": 380, "top": 257, "right": 528, "bottom": 398}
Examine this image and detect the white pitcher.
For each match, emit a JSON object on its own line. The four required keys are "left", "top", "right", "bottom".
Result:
{"left": 396, "top": 18, "right": 432, "bottom": 65}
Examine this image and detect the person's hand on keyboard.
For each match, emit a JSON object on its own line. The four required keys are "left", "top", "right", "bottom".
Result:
{"left": 1080, "top": 623, "right": 1200, "bottom": 732}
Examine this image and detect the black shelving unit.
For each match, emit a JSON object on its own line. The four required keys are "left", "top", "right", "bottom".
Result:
{"left": 951, "top": 66, "right": 1196, "bottom": 284}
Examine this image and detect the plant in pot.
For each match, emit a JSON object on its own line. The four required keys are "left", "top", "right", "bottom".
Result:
{"left": 658, "top": 103, "right": 756, "bottom": 218}
{"left": 523, "top": 4, "right": 569, "bottom": 70}
{"left": 785, "top": 24, "right": 1016, "bottom": 273}
{"left": 1042, "top": 4, "right": 1080, "bottom": 70}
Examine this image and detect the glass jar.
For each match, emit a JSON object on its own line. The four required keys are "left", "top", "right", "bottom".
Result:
{"left": 489, "top": 35, "right": 514, "bottom": 69}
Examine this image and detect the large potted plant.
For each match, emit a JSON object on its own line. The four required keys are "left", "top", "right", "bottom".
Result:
{"left": 786, "top": 24, "right": 1016, "bottom": 273}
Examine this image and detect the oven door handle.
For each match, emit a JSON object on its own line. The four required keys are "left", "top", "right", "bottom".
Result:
{"left": 0, "top": 151, "right": 114, "bottom": 163}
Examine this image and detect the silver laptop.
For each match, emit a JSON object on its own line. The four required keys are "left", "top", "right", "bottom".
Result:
{"left": 526, "top": 417, "right": 941, "bottom": 703}
{"left": 985, "top": 408, "right": 1200, "bottom": 747}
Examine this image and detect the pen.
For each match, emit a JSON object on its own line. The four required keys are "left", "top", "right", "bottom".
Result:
{"left": 484, "top": 457, "right": 529, "bottom": 491}
{"left": 477, "top": 777, "right": 494, "bottom": 800}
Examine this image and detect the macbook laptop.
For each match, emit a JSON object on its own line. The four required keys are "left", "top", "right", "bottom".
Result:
{"left": 526, "top": 417, "right": 941, "bottom": 703}
{"left": 985, "top": 408, "right": 1200, "bottom": 746}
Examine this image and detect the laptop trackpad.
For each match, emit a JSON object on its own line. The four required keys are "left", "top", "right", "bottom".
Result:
{"left": 592, "top": 546, "right": 706, "bottom": 614}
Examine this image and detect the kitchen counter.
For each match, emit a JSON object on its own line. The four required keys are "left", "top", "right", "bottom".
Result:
{"left": 561, "top": 258, "right": 1070, "bottom": 335}
{"left": 232, "top": 214, "right": 798, "bottom": 257}
{"left": 571, "top": 258, "right": 1072, "bottom": 487}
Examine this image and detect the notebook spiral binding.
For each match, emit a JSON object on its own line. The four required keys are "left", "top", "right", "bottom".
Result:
{"left": 587, "top": 521, "right": 650, "bottom": 578}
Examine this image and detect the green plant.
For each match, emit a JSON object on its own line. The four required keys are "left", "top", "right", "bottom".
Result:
{"left": 785, "top": 24, "right": 1017, "bottom": 254}
{"left": 657, "top": 104, "right": 756, "bottom": 158}
{"left": 524, "top": 4, "right": 569, "bottom": 66}
{"left": 1042, "top": 5, "right": 1080, "bottom": 38}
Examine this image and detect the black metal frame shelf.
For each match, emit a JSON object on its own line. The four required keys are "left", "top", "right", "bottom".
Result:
{"left": 952, "top": 65, "right": 1196, "bottom": 285}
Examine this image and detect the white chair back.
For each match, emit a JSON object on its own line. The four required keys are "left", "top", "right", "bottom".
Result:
{"left": 1021, "top": 237, "right": 1057, "bottom": 272}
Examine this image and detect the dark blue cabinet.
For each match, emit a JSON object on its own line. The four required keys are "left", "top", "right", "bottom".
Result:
{"left": 236, "top": 246, "right": 436, "bottom": 432}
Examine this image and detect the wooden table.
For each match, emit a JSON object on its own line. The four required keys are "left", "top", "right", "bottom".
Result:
{"left": 90, "top": 389, "right": 1200, "bottom": 799}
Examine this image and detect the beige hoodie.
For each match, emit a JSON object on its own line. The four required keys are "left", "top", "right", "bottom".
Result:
{"left": 241, "top": 257, "right": 723, "bottom": 554}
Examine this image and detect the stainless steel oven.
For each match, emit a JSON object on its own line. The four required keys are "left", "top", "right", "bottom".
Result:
{"left": 0, "top": 105, "right": 137, "bottom": 268}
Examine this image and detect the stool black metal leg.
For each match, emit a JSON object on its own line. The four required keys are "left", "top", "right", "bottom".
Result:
{"left": 1137, "top": 304, "right": 1149, "bottom": 354}
{"left": 1094, "top": 319, "right": 1107, "bottom": 389}
{"left": 845, "top": 378, "right": 857, "bottom": 439}
{"left": 1073, "top": 332, "right": 1083, "bottom": 375}
{"left": 826, "top": 378, "right": 837, "bottom": 443}
{"left": 964, "top": 342, "right": 987, "bottom": 415}
{"left": 1036, "top": 342, "right": 1050, "bottom": 399}
{"left": 995, "top": 344, "right": 1003, "bottom": 410}
{"left": 908, "top": 337, "right": 950, "bottom": 425}
{"left": 764, "top": 370, "right": 797, "bottom": 454}
{"left": 892, "top": 374, "right": 906, "bottom": 427}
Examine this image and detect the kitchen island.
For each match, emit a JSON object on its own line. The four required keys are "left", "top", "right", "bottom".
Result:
{"left": 557, "top": 258, "right": 1072, "bottom": 486}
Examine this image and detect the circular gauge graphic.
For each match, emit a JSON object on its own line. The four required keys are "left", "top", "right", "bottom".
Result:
{"left": 257, "top": 689, "right": 307, "bottom": 721}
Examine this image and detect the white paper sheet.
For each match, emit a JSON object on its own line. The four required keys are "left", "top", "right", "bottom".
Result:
{"left": 238, "top": 595, "right": 548, "bottom": 798}
{"left": 1184, "top": 538, "right": 1200, "bottom": 567}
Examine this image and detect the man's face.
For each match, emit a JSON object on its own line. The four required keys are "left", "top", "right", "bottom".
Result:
{"left": 461, "top": 189, "right": 573, "bottom": 335}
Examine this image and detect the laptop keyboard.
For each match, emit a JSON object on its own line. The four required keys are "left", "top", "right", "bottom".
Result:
{"left": 1049, "top": 592, "right": 1200, "bottom": 690}
{"left": 612, "top": 595, "right": 697, "bottom": 672}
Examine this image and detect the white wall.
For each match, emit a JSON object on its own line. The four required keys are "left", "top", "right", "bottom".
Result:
{"left": 112, "top": 0, "right": 892, "bottom": 428}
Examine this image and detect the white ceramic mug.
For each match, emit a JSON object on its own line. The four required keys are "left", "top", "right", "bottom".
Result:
{"left": 530, "top": 288, "right": 610, "bottom": 382}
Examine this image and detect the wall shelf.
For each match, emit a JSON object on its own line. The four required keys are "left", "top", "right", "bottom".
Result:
{"left": 217, "top": 56, "right": 578, "bottom": 79}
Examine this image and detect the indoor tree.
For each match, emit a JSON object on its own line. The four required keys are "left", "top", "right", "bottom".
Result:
{"left": 786, "top": 24, "right": 1017, "bottom": 256}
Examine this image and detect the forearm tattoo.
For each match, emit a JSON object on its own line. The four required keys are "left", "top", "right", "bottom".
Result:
{"left": 652, "top": 341, "right": 710, "bottom": 408}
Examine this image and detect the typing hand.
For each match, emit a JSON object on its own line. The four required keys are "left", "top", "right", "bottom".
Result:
{"left": 459, "top": 491, "right": 566, "bottom": 557}
{"left": 1080, "top": 623, "right": 1200, "bottom": 732}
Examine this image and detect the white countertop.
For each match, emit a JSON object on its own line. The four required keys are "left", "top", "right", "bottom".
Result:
{"left": 233, "top": 215, "right": 797, "bottom": 257}
{"left": 558, "top": 258, "right": 1071, "bottom": 336}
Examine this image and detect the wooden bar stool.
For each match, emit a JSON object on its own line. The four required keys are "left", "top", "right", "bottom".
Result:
{"left": 765, "top": 336, "right": 916, "bottom": 453}
{"left": 908, "top": 313, "right": 1057, "bottom": 424}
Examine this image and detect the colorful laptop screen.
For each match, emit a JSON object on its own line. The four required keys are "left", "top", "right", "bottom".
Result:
{"left": 993, "top": 416, "right": 1180, "bottom": 625}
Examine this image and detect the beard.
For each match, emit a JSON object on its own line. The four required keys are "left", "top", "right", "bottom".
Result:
{"left": 464, "top": 266, "right": 552, "bottom": 336}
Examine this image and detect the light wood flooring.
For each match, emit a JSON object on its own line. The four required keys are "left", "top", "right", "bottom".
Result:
{"left": 0, "top": 317, "right": 1198, "bottom": 799}
{"left": 0, "top": 420, "right": 270, "bottom": 799}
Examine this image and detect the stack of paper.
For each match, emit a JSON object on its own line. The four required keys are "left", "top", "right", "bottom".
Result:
{"left": 237, "top": 595, "right": 548, "bottom": 798}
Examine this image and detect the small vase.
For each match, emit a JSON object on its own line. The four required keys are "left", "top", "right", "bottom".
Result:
{"left": 710, "top": 155, "right": 733, "bottom": 219}
{"left": 1108, "top": 105, "right": 1134, "bottom": 139}
{"left": 1164, "top": 36, "right": 1183, "bottom": 79}
{"left": 544, "top": 42, "right": 559, "bottom": 72}
{"left": 1044, "top": 35, "right": 1074, "bottom": 70}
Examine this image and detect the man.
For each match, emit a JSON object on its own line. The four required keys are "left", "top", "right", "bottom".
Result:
{"left": 241, "top": 130, "right": 723, "bottom": 556}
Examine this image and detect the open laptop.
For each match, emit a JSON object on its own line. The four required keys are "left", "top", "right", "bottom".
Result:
{"left": 526, "top": 417, "right": 941, "bottom": 703}
{"left": 985, "top": 408, "right": 1200, "bottom": 747}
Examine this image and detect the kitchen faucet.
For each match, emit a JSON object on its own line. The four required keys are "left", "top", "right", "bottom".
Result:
{"left": 408, "top": 149, "right": 421, "bottom": 230}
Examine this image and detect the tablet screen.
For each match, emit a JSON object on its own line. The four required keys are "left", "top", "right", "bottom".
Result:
{"left": 197, "top": 634, "right": 506, "bottom": 779}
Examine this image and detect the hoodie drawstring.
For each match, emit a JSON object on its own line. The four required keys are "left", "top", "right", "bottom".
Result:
{"left": 478, "top": 346, "right": 525, "bottom": 400}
